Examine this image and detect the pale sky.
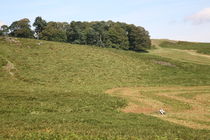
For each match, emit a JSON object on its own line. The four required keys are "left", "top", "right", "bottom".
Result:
{"left": 1, "top": 0, "right": 210, "bottom": 42}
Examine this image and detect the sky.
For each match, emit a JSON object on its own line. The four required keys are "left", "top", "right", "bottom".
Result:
{"left": 1, "top": 0, "right": 210, "bottom": 42}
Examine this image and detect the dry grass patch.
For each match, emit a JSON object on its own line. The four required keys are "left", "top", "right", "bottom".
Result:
{"left": 106, "top": 86, "right": 210, "bottom": 129}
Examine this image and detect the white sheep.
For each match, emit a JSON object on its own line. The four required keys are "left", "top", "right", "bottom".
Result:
{"left": 159, "top": 108, "right": 165, "bottom": 115}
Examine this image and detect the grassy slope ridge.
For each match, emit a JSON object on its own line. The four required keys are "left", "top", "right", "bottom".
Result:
{"left": 150, "top": 39, "right": 210, "bottom": 65}
{"left": 0, "top": 37, "right": 210, "bottom": 139}
{"left": 159, "top": 40, "right": 210, "bottom": 55}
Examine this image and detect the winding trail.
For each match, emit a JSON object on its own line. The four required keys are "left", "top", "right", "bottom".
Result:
{"left": 106, "top": 86, "right": 210, "bottom": 129}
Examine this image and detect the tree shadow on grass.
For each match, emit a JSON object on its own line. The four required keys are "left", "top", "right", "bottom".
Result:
{"left": 134, "top": 49, "right": 149, "bottom": 53}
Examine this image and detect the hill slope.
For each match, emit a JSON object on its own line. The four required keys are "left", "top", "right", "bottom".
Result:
{"left": 0, "top": 37, "right": 210, "bottom": 139}
{"left": 151, "top": 39, "right": 210, "bottom": 65}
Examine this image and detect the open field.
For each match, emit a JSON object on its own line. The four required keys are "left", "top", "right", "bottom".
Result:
{"left": 159, "top": 40, "right": 210, "bottom": 55}
{"left": 150, "top": 39, "right": 210, "bottom": 65}
{"left": 1, "top": 37, "right": 210, "bottom": 139}
{"left": 106, "top": 86, "right": 210, "bottom": 129}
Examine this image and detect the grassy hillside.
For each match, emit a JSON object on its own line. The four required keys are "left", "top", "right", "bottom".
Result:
{"left": 159, "top": 41, "right": 210, "bottom": 55}
{"left": 107, "top": 86, "right": 210, "bottom": 130}
{"left": 150, "top": 39, "right": 210, "bottom": 65}
{"left": 0, "top": 37, "right": 210, "bottom": 139}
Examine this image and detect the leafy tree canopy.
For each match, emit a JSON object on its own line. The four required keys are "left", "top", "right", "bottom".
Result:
{"left": 0, "top": 25, "right": 9, "bottom": 36}
{"left": 127, "top": 24, "right": 151, "bottom": 51}
{"left": 9, "top": 18, "right": 34, "bottom": 38}
{"left": 40, "top": 22, "right": 67, "bottom": 42}
{"left": 33, "top": 16, "right": 47, "bottom": 39}
{"left": 5, "top": 17, "right": 151, "bottom": 51}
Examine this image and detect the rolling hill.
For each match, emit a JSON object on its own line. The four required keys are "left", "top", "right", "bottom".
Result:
{"left": 0, "top": 37, "right": 210, "bottom": 139}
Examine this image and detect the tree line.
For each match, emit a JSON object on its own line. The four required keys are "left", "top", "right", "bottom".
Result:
{"left": 0, "top": 17, "right": 151, "bottom": 51}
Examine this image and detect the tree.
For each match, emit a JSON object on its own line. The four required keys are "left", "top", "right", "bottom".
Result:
{"left": 0, "top": 25, "right": 9, "bottom": 36}
{"left": 127, "top": 25, "right": 151, "bottom": 51}
{"left": 4, "top": 18, "right": 152, "bottom": 52}
{"left": 39, "top": 22, "right": 67, "bottom": 42}
{"left": 86, "top": 27, "right": 99, "bottom": 45}
{"left": 107, "top": 23, "right": 129, "bottom": 49}
{"left": 9, "top": 18, "right": 34, "bottom": 38}
{"left": 66, "top": 21, "right": 88, "bottom": 44}
{"left": 66, "top": 21, "right": 151, "bottom": 51}
{"left": 90, "top": 21, "right": 110, "bottom": 47}
{"left": 33, "top": 16, "right": 47, "bottom": 39}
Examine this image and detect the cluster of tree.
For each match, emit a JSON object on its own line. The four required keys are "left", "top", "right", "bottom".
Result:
{"left": 0, "top": 17, "right": 151, "bottom": 51}
{"left": 0, "top": 18, "right": 34, "bottom": 38}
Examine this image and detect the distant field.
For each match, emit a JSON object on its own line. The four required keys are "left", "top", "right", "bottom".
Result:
{"left": 159, "top": 41, "right": 210, "bottom": 55}
{"left": 0, "top": 37, "right": 210, "bottom": 139}
{"left": 151, "top": 39, "right": 210, "bottom": 65}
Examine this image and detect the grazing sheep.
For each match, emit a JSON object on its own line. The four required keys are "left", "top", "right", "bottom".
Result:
{"left": 159, "top": 108, "right": 165, "bottom": 115}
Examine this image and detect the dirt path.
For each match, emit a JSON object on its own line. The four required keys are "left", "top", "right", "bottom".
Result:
{"left": 106, "top": 86, "right": 210, "bottom": 129}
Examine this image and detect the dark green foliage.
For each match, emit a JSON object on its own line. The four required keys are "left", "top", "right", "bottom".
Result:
{"left": 2, "top": 17, "right": 152, "bottom": 51}
{"left": 89, "top": 21, "right": 109, "bottom": 47}
{"left": 3, "top": 17, "right": 152, "bottom": 51}
{"left": 9, "top": 18, "right": 34, "bottom": 38}
{"left": 127, "top": 24, "right": 151, "bottom": 51}
{"left": 160, "top": 41, "right": 210, "bottom": 55}
{"left": 86, "top": 27, "right": 100, "bottom": 45}
{"left": 65, "top": 20, "right": 151, "bottom": 51}
{"left": 107, "top": 23, "right": 129, "bottom": 49}
{"left": 0, "top": 25, "right": 9, "bottom": 36}
{"left": 33, "top": 16, "right": 47, "bottom": 39}
{"left": 67, "top": 21, "right": 88, "bottom": 44}
{"left": 39, "top": 22, "right": 67, "bottom": 42}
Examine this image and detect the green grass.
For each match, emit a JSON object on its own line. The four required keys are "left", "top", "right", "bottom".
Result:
{"left": 178, "top": 91, "right": 210, "bottom": 99}
{"left": 0, "top": 37, "right": 210, "bottom": 139}
{"left": 150, "top": 40, "right": 210, "bottom": 66}
{"left": 159, "top": 41, "right": 210, "bottom": 55}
